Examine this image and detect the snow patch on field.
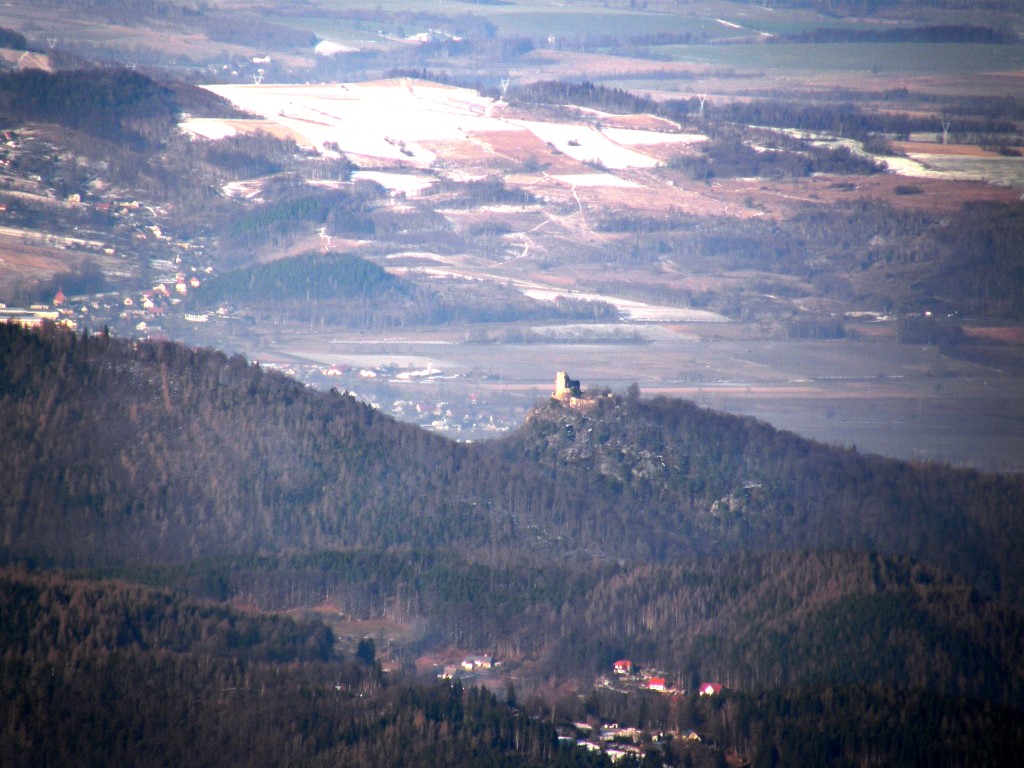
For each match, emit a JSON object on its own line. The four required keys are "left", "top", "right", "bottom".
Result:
{"left": 180, "top": 118, "right": 237, "bottom": 140}
{"left": 600, "top": 127, "right": 706, "bottom": 146}
{"left": 389, "top": 254, "right": 728, "bottom": 323}
{"left": 222, "top": 179, "right": 265, "bottom": 200}
{"left": 896, "top": 153, "right": 1024, "bottom": 189}
{"left": 550, "top": 173, "right": 639, "bottom": 188}
{"left": 512, "top": 120, "right": 660, "bottom": 169}
{"left": 353, "top": 170, "right": 435, "bottom": 196}
{"left": 315, "top": 40, "right": 358, "bottom": 56}
{"left": 522, "top": 287, "right": 728, "bottom": 323}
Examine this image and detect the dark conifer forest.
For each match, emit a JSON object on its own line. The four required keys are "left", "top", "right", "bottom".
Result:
{"left": 2, "top": 323, "right": 1024, "bottom": 765}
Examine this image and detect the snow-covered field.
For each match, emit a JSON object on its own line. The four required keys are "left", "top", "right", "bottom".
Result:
{"left": 192, "top": 79, "right": 695, "bottom": 173}
{"left": 889, "top": 153, "right": 1024, "bottom": 189}
{"left": 200, "top": 80, "right": 509, "bottom": 168}
{"left": 511, "top": 120, "right": 661, "bottom": 169}
{"left": 180, "top": 118, "right": 239, "bottom": 140}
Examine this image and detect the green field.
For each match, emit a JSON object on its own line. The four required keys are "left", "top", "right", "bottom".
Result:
{"left": 659, "top": 42, "right": 1024, "bottom": 76}
{"left": 474, "top": 8, "right": 738, "bottom": 39}
{"left": 315, "top": 0, "right": 741, "bottom": 39}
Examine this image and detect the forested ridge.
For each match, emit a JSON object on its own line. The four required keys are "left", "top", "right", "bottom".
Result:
{"left": 98, "top": 548, "right": 1024, "bottom": 707}
{"left": 0, "top": 68, "right": 183, "bottom": 146}
{"left": 2, "top": 322, "right": 1023, "bottom": 600}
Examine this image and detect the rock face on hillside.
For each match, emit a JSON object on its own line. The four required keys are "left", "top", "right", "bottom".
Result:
{"left": 510, "top": 390, "right": 1024, "bottom": 605}
{"left": 530, "top": 393, "right": 676, "bottom": 485}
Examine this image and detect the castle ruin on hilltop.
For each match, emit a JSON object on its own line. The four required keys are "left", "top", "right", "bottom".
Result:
{"left": 552, "top": 371, "right": 581, "bottom": 400}
{"left": 551, "top": 370, "right": 601, "bottom": 409}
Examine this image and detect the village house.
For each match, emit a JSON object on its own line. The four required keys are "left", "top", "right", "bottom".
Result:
{"left": 612, "top": 659, "right": 634, "bottom": 676}
{"left": 461, "top": 655, "right": 495, "bottom": 671}
{"left": 647, "top": 676, "right": 668, "bottom": 692}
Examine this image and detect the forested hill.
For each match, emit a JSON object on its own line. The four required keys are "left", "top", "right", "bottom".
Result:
{"left": 0, "top": 568, "right": 585, "bottom": 768}
{"left": 2, "top": 323, "right": 1023, "bottom": 605}
{"left": 491, "top": 393, "right": 1024, "bottom": 602}
{"left": 0, "top": 323, "right": 475, "bottom": 564}
{"left": 0, "top": 67, "right": 247, "bottom": 145}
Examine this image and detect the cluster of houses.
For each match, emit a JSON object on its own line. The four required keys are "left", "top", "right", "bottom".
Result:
{"left": 564, "top": 722, "right": 648, "bottom": 763}
{"left": 0, "top": 303, "right": 74, "bottom": 329}
{"left": 550, "top": 661, "right": 726, "bottom": 762}
{"left": 126, "top": 269, "right": 206, "bottom": 315}
{"left": 611, "top": 658, "right": 723, "bottom": 697}
{"left": 561, "top": 721, "right": 703, "bottom": 764}
{"left": 438, "top": 654, "right": 498, "bottom": 680}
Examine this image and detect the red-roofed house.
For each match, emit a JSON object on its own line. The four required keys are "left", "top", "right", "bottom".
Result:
{"left": 699, "top": 683, "right": 722, "bottom": 696}
{"left": 648, "top": 677, "right": 667, "bottom": 692}
{"left": 613, "top": 659, "right": 634, "bottom": 675}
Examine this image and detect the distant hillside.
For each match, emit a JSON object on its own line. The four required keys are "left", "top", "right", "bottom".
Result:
{"left": 0, "top": 66, "right": 249, "bottom": 146}
{"left": 193, "top": 247, "right": 619, "bottom": 327}
{"left": 198, "top": 251, "right": 409, "bottom": 303}
{"left": 193, "top": 249, "right": 456, "bottom": 327}
{"left": 1, "top": 323, "right": 1023, "bottom": 604}
{"left": 0, "top": 26, "right": 28, "bottom": 51}
{"left": 0, "top": 68, "right": 175, "bottom": 145}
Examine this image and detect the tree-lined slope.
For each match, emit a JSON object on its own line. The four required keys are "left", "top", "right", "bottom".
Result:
{"left": 2, "top": 323, "right": 1023, "bottom": 603}
{"left": 0, "top": 568, "right": 591, "bottom": 768}
{"left": 122, "top": 548, "right": 1024, "bottom": 708}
